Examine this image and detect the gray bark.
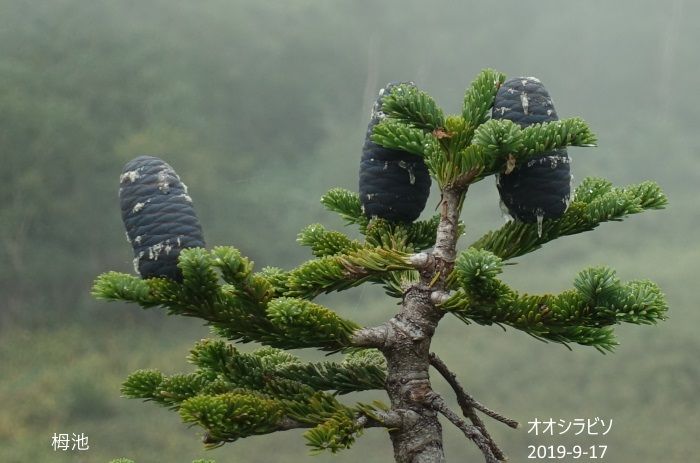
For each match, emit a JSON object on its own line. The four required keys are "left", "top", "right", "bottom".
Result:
{"left": 353, "top": 187, "right": 465, "bottom": 463}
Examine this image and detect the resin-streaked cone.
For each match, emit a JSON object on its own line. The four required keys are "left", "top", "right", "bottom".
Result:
{"left": 492, "top": 77, "right": 571, "bottom": 223}
{"left": 359, "top": 82, "right": 431, "bottom": 223}
{"left": 119, "top": 155, "right": 205, "bottom": 281}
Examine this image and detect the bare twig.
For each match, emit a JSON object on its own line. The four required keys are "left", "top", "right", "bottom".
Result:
{"left": 430, "top": 352, "right": 519, "bottom": 429}
{"left": 426, "top": 392, "right": 498, "bottom": 463}
{"left": 430, "top": 352, "right": 518, "bottom": 461}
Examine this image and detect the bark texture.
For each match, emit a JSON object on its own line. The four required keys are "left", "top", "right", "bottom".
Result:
{"left": 349, "top": 186, "right": 512, "bottom": 463}
{"left": 373, "top": 187, "right": 464, "bottom": 463}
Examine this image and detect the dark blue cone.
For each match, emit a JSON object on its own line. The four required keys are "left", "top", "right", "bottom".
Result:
{"left": 119, "top": 156, "right": 205, "bottom": 281}
{"left": 359, "top": 82, "right": 431, "bottom": 223}
{"left": 492, "top": 76, "right": 571, "bottom": 223}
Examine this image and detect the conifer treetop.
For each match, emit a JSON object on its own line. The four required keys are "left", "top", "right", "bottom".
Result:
{"left": 94, "top": 68, "right": 667, "bottom": 462}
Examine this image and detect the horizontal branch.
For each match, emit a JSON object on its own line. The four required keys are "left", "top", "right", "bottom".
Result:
{"left": 278, "top": 412, "right": 394, "bottom": 431}
{"left": 285, "top": 247, "right": 416, "bottom": 298}
{"left": 350, "top": 324, "right": 389, "bottom": 349}
{"left": 472, "top": 117, "right": 596, "bottom": 175}
{"left": 470, "top": 177, "right": 667, "bottom": 260}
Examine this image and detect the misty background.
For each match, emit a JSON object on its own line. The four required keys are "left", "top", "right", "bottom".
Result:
{"left": 0, "top": 0, "right": 697, "bottom": 462}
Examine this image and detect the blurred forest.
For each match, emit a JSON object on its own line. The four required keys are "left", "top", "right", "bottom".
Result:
{"left": 0, "top": 0, "right": 697, "bottom": 462}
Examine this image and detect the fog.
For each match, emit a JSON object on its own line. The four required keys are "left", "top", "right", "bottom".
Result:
{"left": 0, "top": 1, "right": 697, "bottom": 461}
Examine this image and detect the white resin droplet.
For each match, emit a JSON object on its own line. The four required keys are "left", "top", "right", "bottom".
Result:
{"left": 398, "top": 160, "right": 416, "bottom": 185}
{"left": 119, "top": 169, "right": 141, "bottom": 184}
{"left": 520, "top": 92, "right": 529, "bottom": 115}
{"left": 133, "top": 251, "right": 144, "bottom": 273}
{"left": 499, "top": 200, "right": 513, "bottom": 222}
{"left": 132, "top": 202, "right": 145, "bottom": 213}
{"left": 536, "top": 210, "right": 544, "bottom": 238}
{"left": 157, "top": 170, "right": 171, "bottom": 193}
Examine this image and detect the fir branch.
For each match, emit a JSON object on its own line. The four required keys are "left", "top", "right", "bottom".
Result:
{"left": 380, "top": 83, "right": 445, "bottom": 131}
{"left": 284, "top": 255, "right": 367, "bottom": 298}
{"left": 424, "top": 134, "right": 492, "bottom": 188}
{"left": 625, "top": 180, "right": 668, "bottom": 209}
{"left": 574, "top": 176, "right": 615, "bottom": 202}
{"left": 94, "top": 248, "right": 371, "bottom": 351}
{"left": 92, "top": 271, "right": 156, "bottom": 306}
{"left": 297, "top": 224, "right": 362, "bottom": 257}
{"left": 123, "top": 346, "right": 389, "bottom": 450}
{"left": 179, "top": 392, "right": 285, "bottom": 446}
{"left": 364, "top": 214, "right": 447, "bottom": 252}
{"left": 451, "top": 145, "right": 492, "bottom": 187}
{"left": 341, "top": 247, "right": 414, "bottom": 273}
{"left": 447, "top": 247, "right": 505, "bottom": 298}
{"left": 258, "top": 266, "right": 291, "bottom": 297}
{"left": 188, "top": 341, "right": 385, "bottom": 394}
{"left": 304, "top": 409, "right": 365, "bottom": 454}
{"left": 122, "top": 369, "right": 237, "bottom": 410}
{"left": 472, "top": 117, "right": 596, "bottom": 178}
{"left": 291, "top": 404, "right": 401, "bottom": 453}
{"left": 406, "top": 214, "right": 443, "bottom": 250}
{"left": 317, "top": 213, "right": 433, "bottom": 297}
{"left": 148, "top": 262, "right": 278, "bottom": 343}
{"left": 472, "top": 119, "right": 523, "bottom": 160}
{"left": 283, "top": 389, "right": 360, "bottom": 430}
{"left": 159, "top": 373, "right": 210, "bottom": 407}
{"left": 371, "top": 118, "right": 429, "bottom": 157}
{"left": 210, "top": 246, "right": 254, "bottom": 286}
{"left": 462, "top": 69, "right": 507, "bottom": 133}
{"left": 97, "top": 68, "right": 669, "bottom": 462}
{"left": 274, "top": 349, "right": 386, "bottom": 394}
{"left": 471, "top": 178, "right": 668, "bottom": 260}
{"left": 299, "top": 218, "right": 420, "bottom": 299}
{"left": 374, "top": 269, "right": 418, "bottom": 299}
{"left": 439, "top": 115, "right": 476, "bottom": 154}
{"left": 422, "top": 135, "right": 446, "bottom": 183}
{"left": 363, "top": 218, "right": 414, "bottom": 252}
{"left": 519, "top": 117, "right": 597, "bottom": 155}
{"left": 121, "top": 369, "right": 165, "bottom": 401}
{"left": 266, "top": 297, "right": 360, "bottom": 350}
{"left": 442, "top": 254, "right": 668, "bottom": 351}
{"left": 285, "top": 247, "right": 414, "bottom": 298}
{"left": 320, "top": 188, "right": 368, "bottom": 228}
{"left": 179, "top": 247, "right": 220, "bottom": 308}
{"left": 188, "top": 341, "right": 293, "bottom": 391}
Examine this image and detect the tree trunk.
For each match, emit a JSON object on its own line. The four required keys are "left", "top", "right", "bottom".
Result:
{"left": 383, "top": 187, "right": 463, "bottom": 463}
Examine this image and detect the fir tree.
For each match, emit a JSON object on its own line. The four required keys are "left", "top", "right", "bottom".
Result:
{"left": 94, "top": 69, "right": 668, "bottom": 463}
